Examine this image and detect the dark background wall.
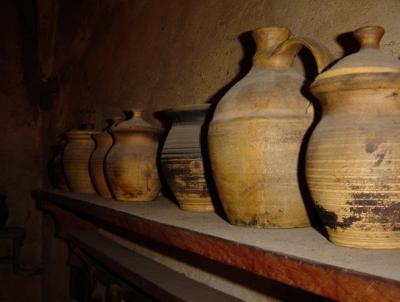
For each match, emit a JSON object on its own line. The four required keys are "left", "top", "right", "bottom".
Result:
{"left": 0, "top": 1, "right": 43, "bottom": 301}
{"left": 1, "top": 0, "right": 400, "bottom": 301}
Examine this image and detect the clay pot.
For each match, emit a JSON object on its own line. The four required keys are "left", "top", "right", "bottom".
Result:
{"left": 160, "top": 104, "right": 215, "bottom": 212}
{"left": 106, "top": 110, "right": 162, "bottom": 201}
{"left": 63, "top": 127, "right": 99, "bottom": 193}
{"left": 306, "top": 26, "right": 400, "bottom": 248}
{"left": 208, "top": 27, "right": 333, "bottom": 228}
{"left": 48, "top": 140, "right": 69, "bottom": 191}
{"left": 90, "top": 117, "right": 122, "bottom": 198}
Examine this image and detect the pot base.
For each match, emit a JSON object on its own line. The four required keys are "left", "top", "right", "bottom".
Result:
{"left": 327, "top": 229, "right": 400, "bottom": 249}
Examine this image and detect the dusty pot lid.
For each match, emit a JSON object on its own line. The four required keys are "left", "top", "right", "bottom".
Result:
{"left": 315, "top": 26, "right": 400, "bottom": 81}
{"left": 111, "top": 109, "right": 162, "bottom": 134}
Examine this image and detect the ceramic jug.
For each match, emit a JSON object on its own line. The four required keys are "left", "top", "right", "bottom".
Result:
{"left": 106, "top": 110, "right": 162, "bottom": 201}
{"left": 208, "top": 27, "right": 333, "bottom": 228}
{"left": 63, "top": 126, "right": 99, "bottom": 193}
{"left": 160, "top": 104, "right": 215, "bottom": 212}
{"left": 90, "top": 117, "right": 122, "bottom": 198}
{"left": 306, "top": 26, "right": 400, "bottom": 248}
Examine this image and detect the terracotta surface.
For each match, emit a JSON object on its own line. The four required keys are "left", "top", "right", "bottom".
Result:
{"left": 90, "top": 117, "right": 121, "bottom": 198}
{"left": 106, "top": 110, "right": 162, "bottom": 201}
{"left": 208, "top": 27, "right": 332, "bottom": 228}
{"left": 63, "top": 129, "right": 98, "bottom": 193}
{"left": 160, "top": 104, "right": 215, "bottom": 212}
{"left": 307, "top": 26, "right": 400, "bottom": 249}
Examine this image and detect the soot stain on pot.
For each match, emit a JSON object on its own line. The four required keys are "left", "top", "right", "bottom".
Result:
{"left": 365, "top": 143, "right": 378, "bottom": 153}
{"left": 370, "top": 202, "right": 400, "bottom": 225}
{"left": 346, "top": 193, "right": 400, "bottom": 229}
{"left": 373, "top": 152, "right": 385, "bottom": 167}
{"left": 163, "top": 162, "right": 210, "bottom": 197}
{"left": 340, "top": 215, "right": 362, "bottom": 228}
{"left": 315, "top": 204, "right": 338, "bottom": 229}
{"left": 315, "top": 204, "right": 361, "bottom": 229}
{"left": 231, "top": 215, "right": 279, "bottom": 228}
{"left": 349, "top": 192, "right": 389, "bottom": 206}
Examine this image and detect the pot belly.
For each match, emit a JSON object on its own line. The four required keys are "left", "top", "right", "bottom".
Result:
{"left": 106, "top": 146, "right": 160, "bottom": 202}
{"left": 209, "top": 116, "right": 310, "bottom": 228}
{"left": 307, "top": 121, "right": 400, "bottom": 248}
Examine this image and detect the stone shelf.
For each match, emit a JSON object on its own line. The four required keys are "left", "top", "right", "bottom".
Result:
{"left": 34, "top": 189, "right": 400, "bottom": 301}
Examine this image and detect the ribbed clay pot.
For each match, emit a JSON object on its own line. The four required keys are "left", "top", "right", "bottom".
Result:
{"left": 306, "top": 26, "right": 400, "bottom": 248}
{"left": 106, "top": 110, "right": 162, "bottom": 201}
{"left": 208, "top": 27, "right": 332, "bottom": 228}
{"left": 160, "top": 104, "right": 215, "bottom": 212}
{"left": 90, "top": 117, "right": 122, "bottom": 198}
{"left": 63, "top": 127, "right": 99, "bottom": 193}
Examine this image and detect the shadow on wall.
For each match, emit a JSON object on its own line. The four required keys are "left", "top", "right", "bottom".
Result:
{"left": 207, "top": 30, "right": 256, "bottom": 106}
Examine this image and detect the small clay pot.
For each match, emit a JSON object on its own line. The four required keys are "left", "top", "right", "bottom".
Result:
{"left": 106, "top": 110, "right": 162, "bottom": 201}
{"left": 160, "top": 104, "right": 215, "bottom": 212}
{"left": 63, "top": 126, "right": 99, "bottom": 193}
{"left": 90, "top": 117, "right": 122, "bottom": 198}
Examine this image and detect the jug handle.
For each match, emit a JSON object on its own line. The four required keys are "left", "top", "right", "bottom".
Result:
{"left": 271, "top": 37, "right": 334, "bottom": 73}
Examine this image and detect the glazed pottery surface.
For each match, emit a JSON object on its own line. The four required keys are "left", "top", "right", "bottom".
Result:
{"left": 106, "top": 110, "right": 162, "bottom": 202}
{"left": 307, "top": 26, "right": 400, "bottom": 248}
{"left": 160, "top": 104, "right": 215, "bottom": 212}
{"left": 90, "top": 117, "right": 122, "bottom": 198}
{"left": 63, "top": 128, "right": 98, "bottom": 193}
{"left": 208, "top": 27, "right": 332, "bottom": 228}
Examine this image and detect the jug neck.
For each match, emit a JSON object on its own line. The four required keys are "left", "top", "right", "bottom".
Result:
{"left": 252, "top": 27, "right": 291, "bottom": 67}
{"left": 251, "top": 27, "right": 333, "bottom": 73}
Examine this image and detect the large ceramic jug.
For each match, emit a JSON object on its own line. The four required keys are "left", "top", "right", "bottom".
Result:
{"left": 160, "top": 104, "right": 215, "bottom": 212}
{"left": 307, "top": 26, "right": 400, "bottom": 248}
{"left": 90, "top": 117, "right": 122, "bottom": 198}
{"left": 208, "top": 27, "right": 332, "bottom": 228}
{"left": 106, "top": 110, "right": 162, "bottom": 201}
{"left": 63, "top": 126, "right": 99, "bottom": 193}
